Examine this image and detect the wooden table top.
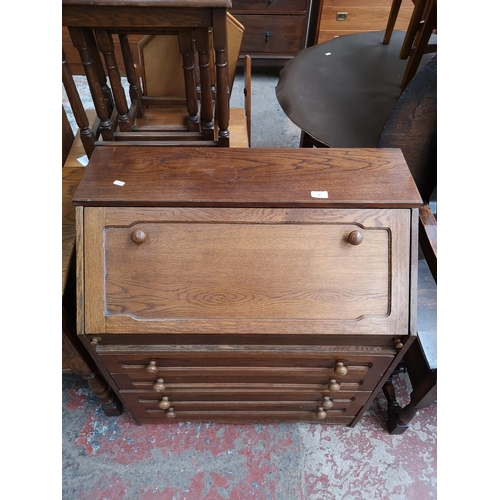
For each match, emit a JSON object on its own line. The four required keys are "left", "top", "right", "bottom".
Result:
{"left": 73, "top": 146, "right": 422, "bottom": 208}
{"left": 276, "top": 31, "right": 435, "bottom": 148}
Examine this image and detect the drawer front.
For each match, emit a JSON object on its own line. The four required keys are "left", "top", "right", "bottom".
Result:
{"left": 98, "top": 344, "right": 395, "bottom": 391}
{"left": 84, "top": 207, "right": 410, "bottom": 336}
{"left": 119, "top": 391, "right": 364, "bottom": 424}
{"left": 231, "top": 0, "right": 308, "bottom": 13}
{"left": 236, "top": 15, "right": 306, "bottom": 54}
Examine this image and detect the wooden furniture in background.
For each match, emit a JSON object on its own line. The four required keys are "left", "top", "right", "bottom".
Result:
{"left": 73, "top": 147, "right": 422, "bottom": 426}
{"left": 62, "top": 107, "right": 122, "bottom": 416}
{"left": 229, "top": 0, "right": 320, "bottom": 66}
{"left": 383, "top": 0, "right": 437, "bottom": 90}
{"left": 315, "top": 0, "right": 414, "bottom": 44}
{"left": 276, "top": 31, "right": 434, "bottom": 148}
{"left": 63, "top": 0, "right": 232, "bottom": 147}
{"left": 378, "top": 55, "right": 437, "bottom": 433}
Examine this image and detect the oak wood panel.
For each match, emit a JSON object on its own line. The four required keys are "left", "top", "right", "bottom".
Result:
{"left": 82, "top": 206, "right": 410, "bottom": 335}
{"left": 317, "top": 0, "right": 414, "bottom": 43}
{"left": 98, "top": 344, "right": 395, "bottom": 370}
{"left": 73, "top": 147, "right": 422, "bottom": 208}
{"left": 62, "top": 167, "right": 85, "bottom": 291}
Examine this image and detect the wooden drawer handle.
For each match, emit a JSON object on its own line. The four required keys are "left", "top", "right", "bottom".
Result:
{"left": 166, "top": 408, "right": 176, "bottom": 419}
{"left": 322, "top": 396, "right": 333, "bottom": 409}
{"left": 394, "top": 338, "right": 404, "bottom": 349}
{"left": 131, "top": 229, "right": 146, "bottom": 244}
{"left": 145, "top": 360, "right": 158, "bottom": 375}
{"left": 348, "top": 230, "right": 363, "bottom": 245}
{"left": 334, "top": 362, "right": 348, "bottom": 377}
{"left": 328, "top": 379, "right": 341, "bottom": 392}
{"left": 316, "top": 406, "right": 327, "bottom": 419}
{"left": 153, "top": 378, "right": 166, "bottom": 391}
{"left": 159, "top": 396, "right": 171, "bottom": 410}
{"left": 89, "top": 336, "right": 100, "bottom": 347}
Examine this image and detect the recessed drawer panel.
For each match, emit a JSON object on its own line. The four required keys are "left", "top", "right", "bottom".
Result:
{"left": 119, "top": 391, "right": 364, "bottom": 424}
{"left": 236, "top": 15, "right": 306, "bottom": 54}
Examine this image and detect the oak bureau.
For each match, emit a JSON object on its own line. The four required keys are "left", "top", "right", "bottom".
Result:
{"left": 73, "top": 147, "right": 422, "bottom": 426}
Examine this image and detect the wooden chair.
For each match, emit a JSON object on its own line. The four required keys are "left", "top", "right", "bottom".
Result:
{"left": 62, "top": 105, "right": 122, "bottom": 416}
{"left": 63, "top": 0, "right": 232, "bottom": 148}
{"left": 378, "top": 55, "right": 437, "bottom": 433}
{"left": 383, "top": 0, "right": 437, "bottom": 91}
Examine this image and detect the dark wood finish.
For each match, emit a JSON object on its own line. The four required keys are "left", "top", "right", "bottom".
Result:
{"left": 377, "top": 56, "right": 437, "bottom": 433}
{"left": 230, "top": 0, "right": 315, "bottom": 66}
{"left": 383, "top": 0, "right": 437, "bottom": 90}
{"left": 62, "top": 127, "right": 122, "bottom": 415}
{"left": 63, "top": 0, "right": 232, "bottom": 148}
{"left": 74, "top": 147, "right": 420, "bottom": 426}
{"left": 276, "top": 31, "right": 435, "bottom": 149}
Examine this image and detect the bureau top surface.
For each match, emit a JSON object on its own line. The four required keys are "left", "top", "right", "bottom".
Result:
{"left": 73, "top": 147, "right": 422, "bottom": 208}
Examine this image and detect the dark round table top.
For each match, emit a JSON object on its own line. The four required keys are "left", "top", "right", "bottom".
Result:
{"left": 276, "top": 31, "right": 434, "bottom": 147}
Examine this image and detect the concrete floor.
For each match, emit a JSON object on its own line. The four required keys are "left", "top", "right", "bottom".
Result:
{"left": 62, "top": 65, "right": 437, "bottom": 499}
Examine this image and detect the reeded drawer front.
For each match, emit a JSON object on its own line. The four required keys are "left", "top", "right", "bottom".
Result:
{"left": 83, "top": 207, "right": 410, "bottom": 336}
{"left": 233, "top": 15, "right": 306, "bottom": 54}
{"left": 119, "top": 391, "right": 364, "bottom": 424}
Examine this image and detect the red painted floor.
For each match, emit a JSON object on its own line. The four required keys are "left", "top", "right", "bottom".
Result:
{"left": 62, "top": 372, "right": 436, "bottom": 499}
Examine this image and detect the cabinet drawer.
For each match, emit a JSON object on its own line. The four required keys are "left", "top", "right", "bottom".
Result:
{"left": 119, "top": 391, "right": 364, "bottom": 424}
{"left": 231, "top": 0, "right": 308, "bottom": 13}
{"left": 236, "top": 15, "right": 306, "bottom": 54}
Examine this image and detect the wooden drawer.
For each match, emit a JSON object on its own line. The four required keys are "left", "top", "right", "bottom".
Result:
{"left": 236, "top": 15, "right": 307, "bottom": 55}
{"left": 99, "top": 344, "right": 395, "bottom": 391}
{"left": 231, "top": 0, "right": 308, "bottom": 13}
{"left": 317, "top": 0, "right": 414, "bottom": 43}
{"left": 119, "top": 391, "right": 366, "bottom": 423}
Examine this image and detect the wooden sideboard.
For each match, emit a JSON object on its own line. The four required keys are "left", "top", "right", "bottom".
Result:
{"left": 230, "top": 0, "right": 319, "bottom": 65}
{"left": 315, "top": 0, "right": 414, "bottom": 44}
{"left": 73, "top": 147, "right": 422, "bottom": 426}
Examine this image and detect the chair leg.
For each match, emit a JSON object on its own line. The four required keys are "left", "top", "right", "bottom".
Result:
{"left": 401, "top": 0, "right": 436, "bottom": 90}
{"left": 383, "top": 0, "right": 403, "bottom": 45}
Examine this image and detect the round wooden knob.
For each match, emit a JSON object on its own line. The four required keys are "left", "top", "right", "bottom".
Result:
{"left": 328, "top": 379, "right": 341, "bottom": 392}
{"left": 145, "top": 360, "right": 158, "bottom": 375}
{"left": 153, "top": 378, "right": 166, "bottom": 391}
{"left": 159, "top": 396, "right": 170, "bottom": 410}
{"left": 316, "top": 407, "right": 327, "bottom": 419}
{"left": 334, "top": 362, "right": 348, "bottom": 377}
{"left": 89, "top": 336, "right": 100, "bottom": 347}
{"left": 322, "top": 396, "right": 333, "bottom": 409}
{"left": 166, "top": 408, "right": 176, "bottom": 419}
{"left": 131, "top": 229, "right": 146, "bottom": 244}
{"left": 394, "top": 338, "right": 404, "bottom": 349}
{"left": 348, "top": 230, "right": 363, "bottom": 245}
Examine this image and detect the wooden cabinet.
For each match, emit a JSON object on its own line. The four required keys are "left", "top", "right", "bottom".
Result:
{"left": 230, "top": 0, "right": 318, "bottom": 65}
{"left": 316, "top": 0, "right": 414, "bottom": 44}
{"left": 73, "top": 147, "right": 422, "bottom": 426}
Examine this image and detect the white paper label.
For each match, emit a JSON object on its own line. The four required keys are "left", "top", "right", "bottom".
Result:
{"left": 113, "top": 180, "right": 125, "bottom": 186}
{"left": 311, "top": 191, "right": 328, "bottom": 199}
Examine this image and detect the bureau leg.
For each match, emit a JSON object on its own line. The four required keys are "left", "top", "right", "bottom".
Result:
{"left": 382, "top": 362, "right": 410, "bottom": 434}
{"left": 63, "top": 306, "right": 123, "bottom": 416}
